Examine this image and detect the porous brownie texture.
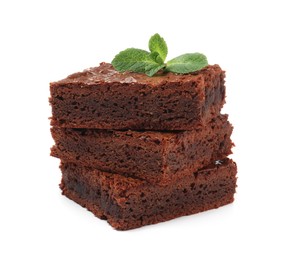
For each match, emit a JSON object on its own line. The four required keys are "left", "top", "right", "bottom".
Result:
{"left": 51, "top": 114, "right": 233, "bottom": 184}
{"left": 50, "top": 63, "right": 225, "bottom": 130}
{"left": 60, "top": 159, "right": 237, "bottom": 230}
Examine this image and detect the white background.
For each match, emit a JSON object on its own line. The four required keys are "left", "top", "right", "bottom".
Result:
{"left": 1, "top": 0, "right": 290, "bottom": 259}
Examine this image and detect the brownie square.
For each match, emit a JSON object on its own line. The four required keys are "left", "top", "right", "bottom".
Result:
{"left": 60, "top": 159, "right": 237, "bottom": 230}
{"left": 51, "top": 114, "right": 233, "bottom": 184}
{"left": 50, "top": 63, "right": 225, "bottom": 130}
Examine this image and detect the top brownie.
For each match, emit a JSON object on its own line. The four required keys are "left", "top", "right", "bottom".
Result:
{"left": 50, "top": 63, "right": 225, "bottom": 130}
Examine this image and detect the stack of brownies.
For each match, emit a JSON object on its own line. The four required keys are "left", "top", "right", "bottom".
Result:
{"left": 50, "top": 62, "right": 237, "bottom": 230}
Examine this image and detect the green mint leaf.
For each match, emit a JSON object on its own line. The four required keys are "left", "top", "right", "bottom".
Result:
{"left": 112, "top": 48, "right": 151, "bottom": 73}
{"left": 145, "top": 64, "right": 165, "bottom": 77}
{"left": 149, "top": 51, "right": 164, "bottom": 65}
{"left": 112, "top": 48, "right": 163, "bottom": 76}
{"left": 144, "top": 52, "right": 165, "bottom": 76}
{"left": 148, "top": 33, "right": 168, "bottom": 62}
{"left": 166, "top": 53, "right": 208, "bottom": 74}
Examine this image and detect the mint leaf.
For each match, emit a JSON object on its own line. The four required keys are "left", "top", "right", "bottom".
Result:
{"left": 148, "top": 33, "right": 168, "bottom": 62}
{"left": 144, "top": 52, "right": 165, "bottom": 76}
{"left": 149, "top": 51, "right": 164, "bottom": 65}
{"left": 145, "top": 64, "right": 165, "bottom": 76}
{"left": 112, "top": 48, "right": 164, "bottom": 75}
{"left": 112, "top": 48, "right": 151, "bottom": 73}
{"left": 142, "top": 52, "right": 165, "bottom": 76}
{"left": 166, "top": 53, "right": 208, "bottom": 73}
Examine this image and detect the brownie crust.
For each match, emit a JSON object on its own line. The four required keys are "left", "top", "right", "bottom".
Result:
{"left": 60, "top": 159, "right": 237, "bottom": 230}
{"left": 51, "top": 115, "right": 233, "bottom": 184}
{"left": 50, "top": 63, "right": 225, "bottom": 130}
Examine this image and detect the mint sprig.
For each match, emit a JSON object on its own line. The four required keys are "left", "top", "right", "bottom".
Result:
{"left": 112, "top": 33, "right": 208, "bottom": 76}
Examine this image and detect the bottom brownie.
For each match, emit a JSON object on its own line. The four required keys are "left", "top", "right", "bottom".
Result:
{"left": 60, "top": 159, "right": 237, "bottom": 230}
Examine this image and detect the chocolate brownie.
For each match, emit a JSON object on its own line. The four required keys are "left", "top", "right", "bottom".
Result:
{"left": 60, "top": 158, "right": 237, "bottom": 230}
{"left": 51, "top": 115, "right": 233, "bottom": 184}
{"left": 50, "top": 63, "right": 225, "bottom": 130}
